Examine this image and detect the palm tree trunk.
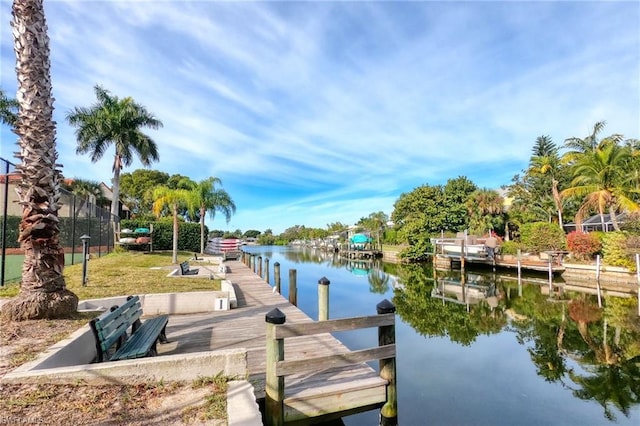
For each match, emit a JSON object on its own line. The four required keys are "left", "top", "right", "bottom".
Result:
{"left": 608, "top": 205, "right": 620, "bottom": 231}
{"left": 552, "top": 179, "right": 563, "bottom": 226}
{"left": 1, "top": 0, "right": 78, "bottom": 320}
{"left": 200, "top": 206, "right": 206, "bottom": 255}
{"left": 111, "top": 155, "right": 122, "bottom": 221}
{"left": 172, "top": 203, "right": 179, "bottom": 264}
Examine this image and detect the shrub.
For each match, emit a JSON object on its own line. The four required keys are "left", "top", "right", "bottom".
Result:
{"left": 120, "top": 219, "right": 205, "bottom": 252}
{"left": 620, "top": 212, "right": 640, "bottom": 235}
{"left": 499, "top": 240, "right": 522, "bottom": 255}
{"left": 518, "top": 222, "right": 566, "bottom": 253}
{"left": 566, "top": 231, "right": 601, "bottom": 261}
{"left": 601, "top": 231, "right": 634, "bottom": 270}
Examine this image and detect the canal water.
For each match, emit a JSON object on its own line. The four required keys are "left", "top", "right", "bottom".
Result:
{"left": 243, "top": 245, "right": 640, "bottom": 426}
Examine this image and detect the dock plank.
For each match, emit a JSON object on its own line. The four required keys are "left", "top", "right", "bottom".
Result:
{"left": 157, "top": 259, "right": 387, "bottom": 422}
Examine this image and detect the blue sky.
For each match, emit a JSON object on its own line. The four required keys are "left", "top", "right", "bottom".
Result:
{"left": 1, "top": 1, "right": 639, "bottom": 235}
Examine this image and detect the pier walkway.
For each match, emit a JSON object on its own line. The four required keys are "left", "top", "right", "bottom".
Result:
{"left": 158, "top": 260, "right": 389, "bottom": 424}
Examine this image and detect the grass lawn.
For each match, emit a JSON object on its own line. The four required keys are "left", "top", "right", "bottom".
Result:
{"left": 0, "top": 251, "right": 228, "bottom": 424}
{"left": 0, "top": 250, "right": 221, "bottom": 299}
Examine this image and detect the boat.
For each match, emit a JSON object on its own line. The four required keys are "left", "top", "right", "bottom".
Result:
{"left": 205, "top": 237, "right": 243, "bottom": 259}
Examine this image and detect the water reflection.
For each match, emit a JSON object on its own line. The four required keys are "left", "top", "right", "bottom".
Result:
{"left": 392, "top": 265, "right": 640, "bottom": 422}
{"left": 243, "top": 246, "right": 640, "bottom": 423}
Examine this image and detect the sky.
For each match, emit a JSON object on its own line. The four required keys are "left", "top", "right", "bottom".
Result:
{"left": 1, "top": 1, "right": 639, "bottom": 235}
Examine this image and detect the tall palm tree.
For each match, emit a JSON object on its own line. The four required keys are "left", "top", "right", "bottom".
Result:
{"left": 66, "top": 85, "right": 162, "bottom": 221}
{"left": 1, "top": 0, "right": 78, "bottom": 320}
{"left": 561, "top": 141, "right": 639, "bottom": 231}
{"left": 152, "top": 186, "right": 191, "bottom": 264}
{"left": 529, "top": 135, "right": 565, "bottom": 225}
{"left": 187, "top": 177, "right": 236, "bottom": 254}
{"left": 0, "top": 87, "right": 18, "bottom": 126}
{"left": 563, "top": 121, "right": 623, "bottom": 164}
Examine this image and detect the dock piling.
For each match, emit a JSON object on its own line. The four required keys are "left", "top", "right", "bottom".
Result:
{"left": 258, "top": 256, "right": 263, "bottom": 277}
{"left": 377, "top": 299, "right": 398, "bottom": 426}
{"left": 289, "top": 269, "right": 298, "bottom": 306}
{"left": 318, "top": 277, "right": 330, "bottom": 321}
{"left": 265, "top": 258, "right": 270, "bottom": 284}
{"left": 274, "top": 262, "right": 281, "bottom": 294}
{"left": 265, "top": 308, "right": 286, "bottom": 426}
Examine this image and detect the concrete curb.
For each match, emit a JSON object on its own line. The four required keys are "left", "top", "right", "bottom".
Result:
{"left": 228, "top": 380, "right": 263, "bottom": 426}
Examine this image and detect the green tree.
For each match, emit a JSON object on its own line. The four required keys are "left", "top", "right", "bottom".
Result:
{"left": 244, "top": 230, "right": 261, "bottom": 238}
{"left": 1, "top": 0, "right": 78, "bottom": 320}
{"left": 120, "top": 169, "right": 169, "bottom": 216}
{"left": 530, "top": 135, "right": 566, "bottom": 225}
{"left": 0, "top": 87, "right": 18, "bottom": 126}
{"left": 187, "top": 177, "right": 236, "bottom": 254}
{"left": 561, "top": 141, "right": 638, "bottom": 231}
{"left": 563, "top": 121, "right": 623, "bottom": 163}
{"left": 465, "top": 188, "right": 504, "bottom": 235}
{"left": 152, "top": 186, "right": 191, "bottom": 263}
{"left": 66, "top": 85, "right": 162, "bottom": 221}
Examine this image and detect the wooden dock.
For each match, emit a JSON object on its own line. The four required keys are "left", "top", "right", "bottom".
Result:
{"left": 157, "top": 260, "right": 393, "bottom": 425}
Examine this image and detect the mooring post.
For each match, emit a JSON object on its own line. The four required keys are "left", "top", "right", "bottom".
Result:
{"left": 250, "top": 254, "right": 255, "bottom": 271}
{"left": 517, "top": 249, "right": 522, "bottom": 297}
{"left": 265, "top": 308, "right": 286, "bottom": 426}
{"left": 274, "top": 262, "right": 281, "bottom": 294}
{"left": 377, "top": 299, "right": 397, "bottom": 426}
{"left": 318, "top": 276, "right": 330, "bottom": 321}
{"left": 265, "top": 258, "right": 270, "bottom": 284}
{"left": 460, "top": 238, "right": 465, "bottom": 272}
{"left": 289, "top": 269, "right": 298, "bottom": 306}
{"left": 636, "top": 253, "right": 639, "bottom": 316}
{"left": 596, "top": 255, "right": 602, "bottom": 308}
{"left": 547, "top": 255, "right": 553, "bottom": 293}
{"left": 258, "top": 256, "right": 263, "bottom": 277}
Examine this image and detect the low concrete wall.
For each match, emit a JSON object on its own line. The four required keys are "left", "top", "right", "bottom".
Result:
{"left": 3, "top": 349, "right": 247, "bottom": 385}
{"left": 10, "top": 290, "right": 243, "bottom": 379}
{"left": 78, "top": 290, "right": 237, "bottom": 315}
{"left": 563, "top": 263, "right": 639, "bottom": 288}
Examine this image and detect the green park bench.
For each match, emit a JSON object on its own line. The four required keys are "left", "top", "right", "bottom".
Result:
{"left": 89, "top": 295, "right": 169, "bottom": 362}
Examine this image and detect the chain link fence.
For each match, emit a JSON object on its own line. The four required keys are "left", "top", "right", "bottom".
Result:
{"left": 1, "top": 157, "right": 116, "bottom": 286}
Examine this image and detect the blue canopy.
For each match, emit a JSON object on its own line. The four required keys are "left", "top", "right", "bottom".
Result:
{"left": 350, "top": 234, "right": 371, "bottom": 243}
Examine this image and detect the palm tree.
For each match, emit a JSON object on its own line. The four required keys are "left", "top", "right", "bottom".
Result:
{"left": 66, "top": 85, "right": 162, "bottom": 222}
{"left": 152, "top": 186, "right": 191, "bottom": 264}
{"left": 63, "top": 178, "right": 109, "bottom": 216}
{"left": 1, "top": 0, "right": 78, "bottom": 320}
{"left": 187, "top": 177, "right": 236, "bottom": 254}
{"left": 563, "top": 121, "right": 623, "bottom": 164}
{"left": 529, "top": 135, "right": 565, "bottom": 225}
{"left": 0, "top": 87, "right": 18, "bottom": 126}
{"left": 561, "top": 141, "right": 639, "bottom": 231}
{"left": 465, "top": 188, "right": 504, "bottom": 235}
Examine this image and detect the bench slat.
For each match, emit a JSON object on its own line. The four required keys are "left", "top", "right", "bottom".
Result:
{"left": 112, "top": 316, "right": 168, "bottom": 360}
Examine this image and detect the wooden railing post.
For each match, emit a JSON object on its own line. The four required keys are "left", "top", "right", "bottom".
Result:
{"left": 265, "top": 308, "right": 286, "bottom": 426}
{"left": 274, "top": 262, "right": 281, "bottom": 294}
{"left": 265, "top": 258, "right": 270, "bottom": 284}
{"left": 258, "top": 256, "right": 263, "bottom": 277}
{"left": 377, "top": 299, "right": 397, "bottom": 426}
{"left": 289, "top": 269, "right": 297, "bottom": 306}
{"left": 318, "top": 276, "right": 330, "bottom": 321}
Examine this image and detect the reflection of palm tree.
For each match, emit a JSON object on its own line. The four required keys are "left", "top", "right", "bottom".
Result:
{"left": 568, "top": 298, "right": 619, "bottom": 365}
{"left": 569, "top": 362, "right": 640, "bottom": 421}
{"left": 368, "top": 269, "right": 390, "bottom": 294}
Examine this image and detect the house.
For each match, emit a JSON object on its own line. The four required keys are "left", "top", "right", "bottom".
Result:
{"left": 563, "top": 213, "right": 628, "bottom": 233}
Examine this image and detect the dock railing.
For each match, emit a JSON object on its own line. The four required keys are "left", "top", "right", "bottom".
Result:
{"left": 265, "top": 299, "right": 397, "bottom": 426}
